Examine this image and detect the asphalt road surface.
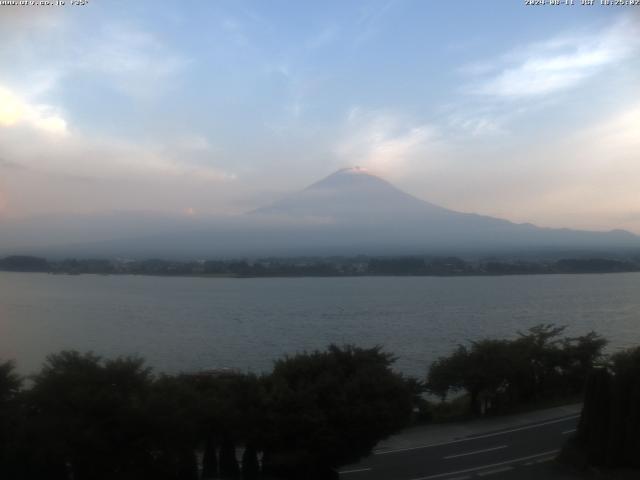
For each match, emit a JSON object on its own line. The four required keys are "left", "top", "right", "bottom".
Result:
{"left": 339, "top": 413, "right": 579, "bottom": 480}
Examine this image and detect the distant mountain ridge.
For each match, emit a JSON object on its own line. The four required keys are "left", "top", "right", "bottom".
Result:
{"left": 244, "top": 167, "right": 638, "bottom": 254}
{"left": 0, "top": 167, "right": 638, "bottom": 258}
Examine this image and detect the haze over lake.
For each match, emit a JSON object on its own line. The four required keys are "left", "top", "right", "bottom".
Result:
{"left": 2, "top": 272, "right": 639, "bottom": 378}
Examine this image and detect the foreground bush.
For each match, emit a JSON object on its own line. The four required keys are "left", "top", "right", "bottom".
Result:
{"left": 427, "top": 324, "right": 607, "bottom": 415}
{"left": 573, "top": 346, "right": 640, "bottom": 468}
{"left": 0, "top": 345, "right": 413, "bottom": 480}
{"left": 261, "top": 345, "right": 413, "bottom": 479}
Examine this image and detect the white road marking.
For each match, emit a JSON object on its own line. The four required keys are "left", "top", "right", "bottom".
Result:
{"left": 535, "top": 456, "right": 555, "bottom": 464}
{"left": 477, "top": 466, "right": 514, "bottom": 476}
{"left": 562, "top": 429, "right": 576, "bottom": 435}
{"left": 408, "top": 449, "right": 560, "bottom": 480}
{"left": 339, "top": 467, "right": 372, "bottom": 474}
{"left": 444, "top": 445, "right": 507, "bottom": 460}
{"left": 375, "top": 415, "right": 579, "bottom": 455}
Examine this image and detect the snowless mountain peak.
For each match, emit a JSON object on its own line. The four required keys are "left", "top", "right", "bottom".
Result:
{"left": 252, "top": 166, "right": 446, "bottom": 219}
{"left": 337, "top": 166, "right": 369, "bottom": 174}
{"left": 312, "top": 166, "right": 380, "bottom": 187}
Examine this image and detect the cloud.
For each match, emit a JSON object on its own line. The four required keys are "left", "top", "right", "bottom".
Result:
{"left": 335, "top": 108, "right": 439, "bottom": 176}
{"left": 171, "top": 134, "right": 214, "bottom": 152}
{"left": 0, "top": 14, "right": 226, "bottom": 219}
{"left": 0, "top": 189, "right": 7, "bottom": 217}
{"left": 467, "top": 18, "right": 639, "bottom": 99}
{"left": 431, "top": 102, "right": 640, "bottom": 233}
{"left": 446, "top": 111, "right": 506, "bottom": 138}
{"left": 583, "top": 101, "right": 640, "bottom": 157}
{"left": 75, "top": 24, "right": 190, "bottom": 99}
{"left": 0, "top": 158, "right": 27, "bottom": 170}
{"left": 443, "top": 16, "right": 639, "bottom": 139}
{"left": 0, "top": 121, "right": 236, "bottom": 218}
{"left": 4, "top": 131, "right": 231, "bottom": 183}
{"left": 1, "top": 17, "right": 189, "bottom": 106}
{"left": 0, "top": 86, "right": 67, "bottom": 135}
{"left": 0, "top": 83, "right": 232, "bottom": 184}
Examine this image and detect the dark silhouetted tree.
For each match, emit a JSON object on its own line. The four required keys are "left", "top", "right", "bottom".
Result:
{"left": 26, "top": 351, "right": 154, "bottom": 480}
{"left": 575, "top": 346, "right": 640, "bottom": 468}
{"left": 241, "top": 444, "right": 260, "bottom": 480}
{"left": 0, "top": 360, "right": 23, "bottom": 479}
{"left": 428, "top": 324, "right": 607, "bottom": 415}
{"left": 262, "top": 344, "right": 413, "bottom": 479}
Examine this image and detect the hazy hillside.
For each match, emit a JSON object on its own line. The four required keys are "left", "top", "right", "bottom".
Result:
{"left": 0, "top": 168, "right": 638, "bottom": 259}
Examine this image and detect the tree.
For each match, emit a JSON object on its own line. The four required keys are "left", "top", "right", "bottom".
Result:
{"left": 0, "top": 360, "right": 21, "bottom": 404}
{"left": 575, "top": 346, "right": 640, "bottom": 468}
{"left": 427, "top": 325, "right": 607, "bottom": 415}
{"left": 559, "top": 332, "right": 607, "bottom": 394}
{"left": 513, "top": 324, "right": 567, "bottom": 401}
{"left": 26, "top": 351, "right": 155, "bottom": 480}
{"left": 576, "top": 367, "right": 612, "bottom": 466}
{"left": 219, "top": 435, "right": 240, "bottom": 479}
{"left": 262, "top": 345, "right": 413, "bottom": 479}
{"left": 0, "top": 255, "right": 49, "bottom": 272}
{"left": 185, "top": 370, "right": 267, "bottom": 479}
{"left": 0, "top": 361, "right": 23, "bottom": 479}
{"left": 607, "top": 347, "right": 640, "bottom": 467}
{"left": 241, "top": 444, "right": 260, "bottom": 480}
{"left": 143, "top": 374, "right": 201, "bottom": 480}
{"left": 427, "top": 340, "right": 518, "bottom": 414}
{"left": 427, "top": 345, "right": 467, "bottom": 401}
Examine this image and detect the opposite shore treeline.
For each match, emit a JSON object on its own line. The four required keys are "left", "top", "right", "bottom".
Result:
{"left": 2, "top": 254, "right": 640, "bottom": 277}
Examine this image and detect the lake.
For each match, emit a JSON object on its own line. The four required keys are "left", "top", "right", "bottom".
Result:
{"left": 1, "top": 272, "right": 639, "bottom": 377}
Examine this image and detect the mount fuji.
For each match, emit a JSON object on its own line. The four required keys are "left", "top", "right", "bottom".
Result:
{"left": 244, "top": 166, "right": 638, "bottom": 255}
{"left": 1, "top": 167, "right": 638, "bottom": 258}
{"left": 252, "top": 166, "right": 448, "bottom": 220}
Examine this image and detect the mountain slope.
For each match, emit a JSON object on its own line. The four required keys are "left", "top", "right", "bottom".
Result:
{"left": 1, "top": 167, "right": 638, "bottom": 258}
{"left": 246, "top": 166, "right": 638, "bottom": 253}
{"left": 252, "top": 166, "right": 448, "bottom": 221}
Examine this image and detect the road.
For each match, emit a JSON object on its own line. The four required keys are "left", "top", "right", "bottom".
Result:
{"left": 339, "top": 413, "right": 579, "bottom": 480}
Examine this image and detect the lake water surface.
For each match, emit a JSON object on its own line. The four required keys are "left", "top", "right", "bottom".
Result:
{"left": 1, "top": 272, "right": 639, "bottom": 377}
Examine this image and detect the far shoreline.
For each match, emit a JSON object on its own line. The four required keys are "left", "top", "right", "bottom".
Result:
{"left": 2, "top": 270, "right": 640, "bottom": 280}
{"left": 2, "top": 254, "right": 639, "bottom": 278}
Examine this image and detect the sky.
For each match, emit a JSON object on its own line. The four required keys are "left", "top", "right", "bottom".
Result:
{"left": 0, "top": 0, "right": 639, "bottom": 233}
